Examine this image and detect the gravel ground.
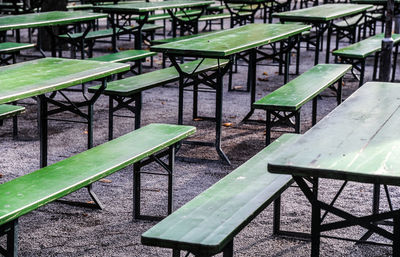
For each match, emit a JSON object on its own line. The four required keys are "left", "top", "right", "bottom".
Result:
{"left": 0, "top": 10, "right": 398, "bottom": 257}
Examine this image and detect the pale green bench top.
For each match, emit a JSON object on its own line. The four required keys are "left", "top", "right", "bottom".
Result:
{"left": 351, "top": 0, "right": 400, "bottom": 4}
{"left": 0, "top": 42, "right": 35, "bottom": 54}
{"left": 0, "top": 104, "right": 25, "bottom": 120}
{"left": 88, "top": 58, "right": 229, "bottom": 96}
{"left": 132, "top": 9, "right": 202, "bottom": 21}
{"left": 197, "top": 11, "right": 252, "bottom": 21}
{"left": 0, "top": 58, "right": 130, "bottom": 104}
{"left": 333, "top": 33, "right": 400, "bottom": 59}
{"left": 93, "top": 0, "right": 214, "bottom": 13}
{"left": 141, "top": 133, "right": 299, "bottom": 255}
{"left": 0, "top": 11, "right": 107, "bottom": 32}
{"left": 268, "top": 82, "right": 400, "bottom": 186}
{"left": 89, "top": 49, "right": 156, "bottom": 63}
{"left": 253, "top": 64, "right": 352, "bottom": 111}
{"left": 0, "top": 123, "right": 195, "bottom": 227}
{"left": 59, "top": 23, "right": 163, "bottom": 40}
{"left": 150, "top": 23, "right": 311, "bottom": 58}
{"left": 273, "top": 4, "right": 373, "bottom": 22}
{"left": 333, "top": 13, "right": 364, "bottom": 27}
{"left": 67, "top": 4, "right": 94, "bottom": 10}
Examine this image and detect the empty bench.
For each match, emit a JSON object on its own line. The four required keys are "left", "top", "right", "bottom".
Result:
{"left": 333, "top": 33, "right": 400, "bottom": 87}
{"left": 142, "top": 133, "right": 299, "bottom": 257}
{"left": 0, "top": 42, "right": 35, "bottom": 65}
{"left": 90, "top": 49, "right": 157, "bottom": 74}
{"left": 0, "top": 104, "right": 25, "bottom": 138}
{"left": 88, "top": 58, "right": 229, "bottom": 140}
{"left": 253, "top": 64, "right": 351, "bottom": 145}
{"left": 0, "top": 123, "right": 195, "bottom": 256}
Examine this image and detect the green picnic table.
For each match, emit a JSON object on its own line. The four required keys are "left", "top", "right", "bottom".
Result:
{"left": 273, "top": 3, "right": 373, "bottom": 64}
{"left": 268, "top": 82, "right": 400, "bottom": 256}
{"left": 0, "top": 11, "right": 107, "bottom": 57}
{"left": 151, "top": 23, "right": 311, "bottom": 164}
{"left": 0, "top": 57, "right": 130, "bottom": 168}
{"left": 93, "top": 0, "right": 214, "bottom": 51}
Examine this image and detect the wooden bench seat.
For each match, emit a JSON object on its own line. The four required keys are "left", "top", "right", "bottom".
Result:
{"left": 253, "top": 64, "right": 351, "bottom": 145}
{"left": 333, "top": 33, "right": 400, "bottom": 86}
{"left": 132, "top": 9, "right": 202, "bottom": 22}
{"left": 88, "top": 58, "right": 229, "bottom": 140}
{"left": 142, "top": 133, "right": 299, "bottom": 257}
{"left": 151, "top": 32, "right": 212, "bottom": 45}
{"left": 89, "top": 49, "right": 157, "bottom": 74}
{"left": 0, "top": 104, "right": 25, "bottom": 139}
{"left": 0, "top": 42, "right": 35, "bottom": 65}
{"left": 0, "top": 123, "right": 195, "bottom": 256}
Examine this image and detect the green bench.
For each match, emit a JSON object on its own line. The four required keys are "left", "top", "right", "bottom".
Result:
{"left": 0, "top": 123, "right": 195, "bottom": 256}
{"left": 89, "top": 49, "right": 157, "bottom": 74}
{"left": 253, "top": 64, "right": 351, "bottom": 145}
{"left": 333, "top": 33, "right": 400, "bottom": 87}
{"left": 0, "top": 104, "right": 25, "bottom": 139}
{"left": 88, "top": 58, "right": 229, "bottom": 140}
{"left": 59, "top": 24, "right": 163, "bottom": 58}
{"left": 0, "top": 42, "right": 35, "bottom": 65}
{"left": 142, "top": 133, "right": 299, "bottom": 257}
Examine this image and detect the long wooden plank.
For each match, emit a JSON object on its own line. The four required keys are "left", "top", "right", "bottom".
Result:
{"left": 0, "top": 11, "right": 107, "bottom": 31}
{"left": 253, "top": 64, "right": 351, "bottom": 111}
{"left": 150, "top": 23, "right": 311, "bottom": 58}
{"left": 142, "top": 134, "right": 299, "bottom": 255}
{"left": 93, "top": 0, "right": 213, "bottom": 13}
{"left": 333, "top": 33, "right": 400, "bottom": 59}
{"left": 0, "top": 123, "right": 196, "bottom": 227}
{"left": 0, "top": 42, "right": 35, "bottom": 54}
{"left": 273, "top": 4, "right": 373, "bottom": 22}
{"left": 0, "top": 58, "right": 130, "bottom": 104}
{"left": 0, "top": 104, "right": 25, "bottom": 119}
{"left": 268, "top": 82, "right": 400, "bottom": 186}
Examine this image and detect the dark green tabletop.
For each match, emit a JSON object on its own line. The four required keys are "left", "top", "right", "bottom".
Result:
{"left": 150, "top": 23, "right": 311, "bottom": 58}
{"left": 273, "top": 3, "right": 373, "bottom": 22}
{"left": 268, "top": 82, "right": 400, "bottom": 186}
{"left": 0, "top": 11, "right": 107, "bottom": 31}
{"left": 93, "top": 0, "right": 214, "bottom": 13}
{"left": 0, "top": 57, "right": 130, "bottom": 104}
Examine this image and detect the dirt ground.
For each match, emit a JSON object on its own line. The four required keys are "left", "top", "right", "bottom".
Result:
{"left": 0, "top": 8, "right": 398, "bottom": 257}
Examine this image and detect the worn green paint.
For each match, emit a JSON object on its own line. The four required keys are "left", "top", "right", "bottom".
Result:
{"left": 253, "top": 64, "right": 352, "bottom": 111}
{"left": 150, "top": 23, "right": 311, "bottom": 58}
{"left": 0, "top": 123, "right": 195, "bottom": 227}
{"left": 0, "top": 58, "right": 130, "bottom": 104}
{"left": 88, "top": 58, "right": 229, "bottom": 96}
{"left": 333, "top": 13, "right": 363, "bottom": 27}
{"left": 268, "top": 82, "right": 400, "bottom": 186}
{"left": 93, "top": 0, "right": 213, "bottom": 13}
{"left": 273, "top": 4, "right": 373, "bottom": 22}
{"left": 89, "top": 49, "right": 156, "bottom": 63}
{"left": 0, "top": 11, "right": 107, "bottom": 32}
{"left": 0, "top": 42, "right": 35, "bottom": 54}
{"left": 67, "top": 4, "right": 94, "bottom": 10}
{"left": 333, "top": 33, "right": 400, "bottom": 58}
{"left": 142, "top": 134, "right": 298, "bottom": 255}
{"left": 132, "top": 9, "right": 202, "bottom": 21}
{"left": 0, "top": 105, "right": 25, "bottom": 120}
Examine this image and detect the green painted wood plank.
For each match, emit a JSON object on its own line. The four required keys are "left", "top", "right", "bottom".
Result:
{"left": 0, "top": 58, "right": 130, "bottom": 104}
{"left": 150, "top": 23, "right": 311, "bottom": 58}
{"left": 0, "top": 104, "right": 25, "bottom": 120}
{"left": 132, "top": 9, "right": 202, "bottom": 21}
{"left": 333, "top": 33, "right": 400, "bottom": 58}
{"left": 89, "top": 49, "right": 156, "bottom": 63}
{"left": 88, "top": 58, "right": 229, "bottom": 96}
{"left": 273, "top": 4, "right": 373, "bottom": 22}
{"left": 253, "top": 64, "right": 352, "bottom": 111}
{"left": 268, "top": 82, "right": 400, "bottom": 186}
{"left": 93, "top": 0, "right": 213, "bottom": 13}
{"left": 0, "top": 42, "right": 35, "bottom": 54}
{"left": 142, "top": 133, "right": 299, "bottom": 255}
{"left": 0, "top": 11, "right": 107, "bottom": 32}
{"left": 351, "top": 0, "right": 400, "bottom": 4}
{"left": 0, "top": 123, "right": 195, "bottom": 227}
{"left": 333, "top": 14, "right": 363, "bottom": 27}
